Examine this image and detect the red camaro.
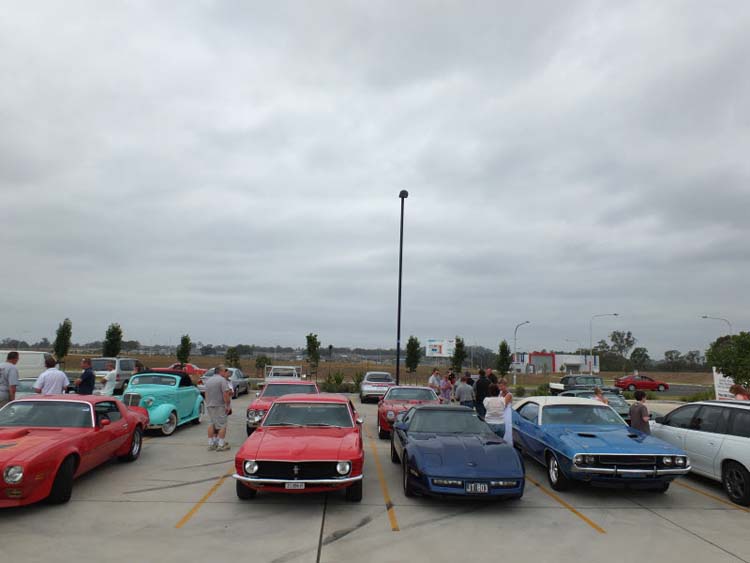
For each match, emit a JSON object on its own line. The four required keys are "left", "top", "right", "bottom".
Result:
{"left": 234, "top": 394, "right": 364, "bottom": 502}
{"left": 376, "top": 386, "right": 440, "bottom": 439}
{"left": 0, "top": 395, "right": 148, "bottom": 507}
{"left": 246, "top": 381, "right": 320, "bottom": 435}
{"left": 614, "top": 374, "right": 670, "bottom": 392}
{"left": 153, "top": 363, "right": 207, "bottom": 379}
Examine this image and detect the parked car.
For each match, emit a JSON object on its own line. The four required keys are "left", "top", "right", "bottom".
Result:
{"left": 359, "top": 372, "right": 396, "bottom": 403}
{"left": 121, "top": 371, "right": 203, "bottom": 436}
{"left": 615, "top": 374, "right": 669, "bottom": 392}
{"left": 390, "top": 405, "right": 525, "bottom": 499}
{"left": 650, "top": 400, "right": 750, "bottom": 506}
{"left": 246, "top": 381, "right": 320, "bottom": 435}
{"left": 560, "top": 390, "right": 632, "bottom": 423}
{"left": 0, "top": 350, "right": 56, "bottom": 379}
{"left": 549, "top": 375, "right": 619, "bottom": 396}
{"left": 512, "top": 396, "right": 690, "bottom": 492}
{"left": 198, "top": 368, "right": 250, "bottom": 398}
{"left": 0, "top": 395, "right": 148, "bottom": 507}
{"left": 13, "top": 378, "right": 38, "bottom": 399}
{"left": 262, "top": 365, "right": 305, "bottom": 387}
{"left": 234, "top": 394, "right": 364, "bottom": 501}
{"left": 376, "top": 386, "right": 440, "bottom": 439}
{"left": 90, "top": 357, "right": 138, "bottom": 394}
{"left": 152, "top": 363, "right": 207, "bottom": 381}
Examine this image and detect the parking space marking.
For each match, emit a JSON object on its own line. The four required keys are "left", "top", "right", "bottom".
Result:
{"left": 174, "top": 466, "right": 232, "bottom": 529}
{"left": 525, "top": 476, "right": 607, "bottom": 534}
{"left": 675, "top": 481, "right": 750, "bottom": 513}
{"left": 364, "top": 427, "right": 400, "bottom": 532}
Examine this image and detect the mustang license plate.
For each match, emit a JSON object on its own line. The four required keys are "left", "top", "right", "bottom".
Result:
{"left": 285, "top": 482, "right": 305, "bottom": 490}
{"left": 465, "top": 482, "right": 489, "bottom": 494}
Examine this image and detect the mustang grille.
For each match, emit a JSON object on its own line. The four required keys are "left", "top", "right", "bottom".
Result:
{"left": 598, "top": 455, "right": 656, "bottom": 466}
{"left": 255, "top": 461, "right": 340, "bottom": 480}
{"left": 122, "top": 393, "right": 142, "bottom": 407}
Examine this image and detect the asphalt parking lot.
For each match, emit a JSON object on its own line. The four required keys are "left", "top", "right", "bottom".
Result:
{"left": 1, "top": 396, "right": 748, "bottom": 563}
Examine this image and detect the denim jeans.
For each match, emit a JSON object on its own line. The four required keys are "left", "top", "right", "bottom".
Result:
{"left": 460, "top": 400, "right": 474, "bottom": 409}
{"left": 487, "top": 423, "right": 505, "bottom": 438}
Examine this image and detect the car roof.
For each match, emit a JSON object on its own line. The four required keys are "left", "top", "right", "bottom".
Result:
{"left": 695, "top": 400, "right": 750, "bottom": 409}
{"left": 12, "top": 395, "right": 109, "bottom": 405}
{"left": 273, "top": 393, "right": 349, "bottom": 404}
{"left": 517, "top": 396, "right": 603, "bottom": 407}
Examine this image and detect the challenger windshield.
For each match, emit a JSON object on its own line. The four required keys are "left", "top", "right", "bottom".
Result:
{"left": 262, "top": 384, "right": 318, "bottom": 398}
{"left": 409, "top": 410, "right": 490, "bottom": 434}
{"left": 543, "top": 405, "right": 625, "bottom": 426}
{"left": 264, "top": 403, "right": 353, "bottom": 427}
{"left": 384, "top": 388, "right": 437, "bottom": 401}
{"left": 0, "top": 401, "right": 92, "bottom": 428}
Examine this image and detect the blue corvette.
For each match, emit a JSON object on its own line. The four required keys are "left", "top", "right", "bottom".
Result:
{"left": 390, "top": 405, "right": 524, "bottom": 499}
{"left": 513, "top": 396, "right": 690, "bottom": 492}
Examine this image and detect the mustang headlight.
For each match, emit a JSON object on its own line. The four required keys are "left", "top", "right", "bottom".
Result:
{"left": 662, "top": 456, "right": 673, "bottom": 466}
{"left": 3, "top": 465, "right": 23, "bottom": 484}
{"left": 386, "top": 410, "right": 396, "bottom": 421}
{"left": 243, "top": 460, "right": 259, "bottom": 475}
{"left": 336, "top": 461, "right": 351, "bottom": 475}
{"left": 675, "top": 456, "right": 687, "bottom": 467}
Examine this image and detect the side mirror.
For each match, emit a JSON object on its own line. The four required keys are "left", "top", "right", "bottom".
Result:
{"left": 99, "top": 418, "right": 111, "bottom": 427}
{"left": 356, "top": 417, "right": 364, "bottom": 425}
{"left": 654, "top": 416, "right": 664, "bottom": 424}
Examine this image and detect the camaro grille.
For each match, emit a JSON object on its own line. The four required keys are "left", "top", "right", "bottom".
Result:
{"left": 598, "top": 455, "right": 656, "bottom": 466}
{"left": 255, "top": 461, "right": 340, "bottom": 480}
{"left": 122, "top": 393, "right": 141, "bottom": 407}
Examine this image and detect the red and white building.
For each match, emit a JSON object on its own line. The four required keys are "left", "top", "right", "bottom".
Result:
{"left": 511, "top": 352, "right": 600, "bottom": 374}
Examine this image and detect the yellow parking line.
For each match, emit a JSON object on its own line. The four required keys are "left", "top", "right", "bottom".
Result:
{"left": 364, "top": 427, "right": 400, "bottom": 531}
{"left": 675, "top": 481, "right": 750, "bottom": 513}
{"left": 526, "top": 475, "right": 606, "bottom": 534}
{"left": 175, "top": 470, "right": 231, "bottom": 529}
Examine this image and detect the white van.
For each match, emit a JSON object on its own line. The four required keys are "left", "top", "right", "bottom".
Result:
{"left": 0, "top": 350, "right": 56, "bottom": 379}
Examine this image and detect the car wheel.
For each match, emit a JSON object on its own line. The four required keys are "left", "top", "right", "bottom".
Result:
{"left": 345, "top": 480, "right": 363, "bottom": 502}
{"left": 378, "top": 421, "right": 389, "bottom": 440}
{"left": 192, "top": 402, "right": 205, "bottom": 425}
{"left": 119, "top": 427, "right": 143, "bottom": 462}
{"left": 236, "top": 480, "right": 257, "bottom": 500}
{"left": 359, "top": 394, "right": 366, "bottom": 404}
{"left": 47, "top": 456, "right": 75, "bottom": 504}
{"left": 628, "top": 384, "right": 636, "bottom": 391}
{"left": 657, "top": 384, "right": 666, "bottom": 392}
{"left": 546, "top": 453, "right": 571, "bottom": 491}
{"left": 161, "top": 412, "right": 178, "bottom": 436}
{"left": 232, "top": 387, "right": 239, "bottom": 399}
{"left": 402, "top": 456, "right": 415, "bottom": 497}
{"left": 723, "top": 461, "right": 750, "bottom": 506}
{"left": 390, "top": 439, "right": 400, "bottom": 464}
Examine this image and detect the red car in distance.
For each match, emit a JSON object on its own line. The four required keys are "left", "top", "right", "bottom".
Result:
{"left": 377, "top": 386, "right": 440, "bottom": 439}
{"left": 615, "top": 374, "right": 670, "bottom": 392}
{"left": 153, "top": 363, "right": 207, "bottom": 380}
{"left": 0, "top": 395, "right": 148, "bottom": 507}
{"left": 234, "top": 394, "right": 364, "bottom": 502}
{"left": 246, "top": 381, "right": 320, "bottom": 435}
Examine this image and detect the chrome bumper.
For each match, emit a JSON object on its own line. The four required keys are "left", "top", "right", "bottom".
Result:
{"left": 233, "top": 473, "right": 363, "bottom": 485}
{"left": 571, "top": 466, "right": 691, "bottom": 477}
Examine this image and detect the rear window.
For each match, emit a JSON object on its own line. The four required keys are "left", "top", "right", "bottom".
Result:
{"left": 729, "top": 409, "right": 750, "bottom": 438}
{"left": 262, "top": 384, "right": 318, "bottom": 397}
{"left": 92, "top": 359, "right": 114, "bottom": 371}
{"left": 119, "top": 359, "right": 135, "bottom": 371}
{"left": 366, "top": 373, "right": 393, "bottom": 383}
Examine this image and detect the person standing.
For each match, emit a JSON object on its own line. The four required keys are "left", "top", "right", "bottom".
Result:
{"left": 76, "top": 357, "right": 96, "bottom": 395}
{"left": 0, "top": 351, "right": 20, "bottom": 407}
{"left": 629, "top": 390, "right": 651, "bottom": 434}
{"left": 427, "top": 368, "right": 441, "bottom": 394}
{"left": 454, "top": 375, "right": 475, "bottom": 409}
{"left": 439, "top": 372, "right": 453, "bottom": 403}
{"left": 729, "top": 384, "right": 750, "bottom": 401}
{"left": 475, "top": 370, "right": 490, "bottom": 419}
{"left": 486, "top": 368, "right": 498, "bottom": 385}
{"left": 593, "top": 387, "right": 609, "bottom": 405}
{"left": 498, "top": 378, "right": 514, "bottom": 445}
{"left": 205, "top": 365, "right": 233, "bottom": 451}
{"left": 101, "top": 361, "right": 118, "bottom": 396}
{"left": 483, "top": 384, "right": 506, "bottom": 438}
{"left": 33, "top": 356, "right": 70, "bottom": 395}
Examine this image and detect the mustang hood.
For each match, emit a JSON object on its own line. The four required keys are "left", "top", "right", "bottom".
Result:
{"left": 546, "top": 425, "right": 685, "bottom": 455}
{"left": 0, "top": 427, "right": 83, "bottom": 464}
{"left": 410, "top": 433, "right": 523, "bottom": 478}
{"left": 244, "top": 427, "right": 360, "bottom": 461}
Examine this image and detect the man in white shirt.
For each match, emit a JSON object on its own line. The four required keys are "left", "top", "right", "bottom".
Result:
{"left": 427, "top": 368, "right": 441, "bottom": 394}
{"left": 101, "top": 361, "right": 117, "bottom": 396}
{"left": 34, "top": 356, "right": 70, "bottom": 395}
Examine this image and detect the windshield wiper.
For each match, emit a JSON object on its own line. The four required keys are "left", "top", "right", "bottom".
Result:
{"left": 269, "top": 422, "right": 303, "bottom": 427}
{"left": 306, "top": 423, "right": 344, "bottom": 427}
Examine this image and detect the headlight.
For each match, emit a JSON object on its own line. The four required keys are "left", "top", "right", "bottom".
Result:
{"left": 247, "top": 409, "right": 256, "bottom": 418}
{"left": 144, "top": 398, "right": 154, "bottom": 407}
{"left": 3, "top": 465, "right": 23, "bottom": 484}
{"left": 243, "top": 460, "right": 258, "bottom": 475}
{"left": 585, "top": 455, "right": 596, "bottom": 465}
{"left": 336, "top": 461, "right": 351, "bottom": 475}
{"left": 662, "top": 456, "right": 673, "bottom": 466}
{"left": 675, "top": 456, "right": 686, "bottom": 467}
{"left": 574, "top": 455, "right": 584, "bottom": 466}
{"left": 386, "top": 410, "right": 396, "bottom": 420}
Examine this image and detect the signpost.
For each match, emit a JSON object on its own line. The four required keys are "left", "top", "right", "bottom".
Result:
{"left": 713, "top": 367, "right": 735, "bottom": 400}
{"left": 425, "top": 338, "right": 456, "bottom": 358}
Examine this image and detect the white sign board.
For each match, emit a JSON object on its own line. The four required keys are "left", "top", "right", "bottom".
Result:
{"left": 713, "top": 367, "right": 735, "bottom": 400}
{"left": 425, "top": 338, "right": 456, "bottom": 358}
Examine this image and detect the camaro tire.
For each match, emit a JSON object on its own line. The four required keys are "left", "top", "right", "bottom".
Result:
{"left": 546, "top": 453, "right": 571, "bottom": 491}
{"left": 47, "top": 456, "right": 75, "bottom": 505}
{"left": 723, "top": 461, "right": 750, "bottom": 506}
{"left": 161, "top": 412, "right": 178, "bottom": 436}
{"left": 345, "top": 480, "right": 363, "bottom": 502}
{"left": 402, "top": 458, "right": 415, "bottom": 497}
{"left": 119, "top": 427, "right": 143, "bottom": 462}
{"left": 236, "top": 481, "right": 257, "bottom": 500}
{"left": 390, "top": 440, "right": 400, "bottom": 464}
{"left": 192, "top": 402, "right": 205, "bottom": 425}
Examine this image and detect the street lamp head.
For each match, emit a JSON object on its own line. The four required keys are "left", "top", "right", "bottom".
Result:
{"left": 613, "top": 313, "right": 619, "bottom": 316}
{"left": 399, "top": 190, "right": 409, "bottom": 199}
{"left": 701, "top": 315, "right": 709, "bottom": 319}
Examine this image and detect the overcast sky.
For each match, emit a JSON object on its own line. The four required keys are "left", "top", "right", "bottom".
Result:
{"left": 1, "top": 2, "right": 748, "bottom": 357}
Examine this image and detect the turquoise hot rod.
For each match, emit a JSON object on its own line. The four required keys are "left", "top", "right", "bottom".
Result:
{"left": 121, "top": 371, "right": 204, "bottom": 435}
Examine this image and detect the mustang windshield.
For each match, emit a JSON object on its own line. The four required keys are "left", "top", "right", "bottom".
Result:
{"left": 543, "top": 405, "right": 625, "bottom": 426}
{"left": 264, "top": 403, "right": 353, "bottom": 427}
{"left": 0, "top": 401, "right": 92, "bottom": 428}
{"left": 385, "top": 388, "right": 437, "bottom": 401}
{"left": 262, "top": 384, "right": 318, "bottom": 398}
{"left": 409, "top": 410, "right": 490, "bottom": 434}
{"left": 130, "top": 375, "right": 177, "bottom": 386}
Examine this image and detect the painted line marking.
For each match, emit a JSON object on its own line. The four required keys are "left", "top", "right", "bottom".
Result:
{"left": 364, "top": 427, "right": 400, "bottom": 531}
{"left": 526, "top": 475, "right": 606, "bottom": 534}
{"left": 175, "top": 467, "right": 232, "bottom": 528}
{"left": 675, "top": 481, "right": 750, "bottom": 513}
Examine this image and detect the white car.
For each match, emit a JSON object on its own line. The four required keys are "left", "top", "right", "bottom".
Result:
{"left": 651, "top": 400, "right": 750, "bottom": 506}
{"left": 359, "top": 372, "right": 395, "bottom": 403}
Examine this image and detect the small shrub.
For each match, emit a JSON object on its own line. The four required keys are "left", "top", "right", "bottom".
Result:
{"left": 333, "top": 371, "right": 345, "bottom": 387}
{"left": 353, "top": 371, "right": 364, "bottom": 391}
{"left": 535, "top": 383, "right": 550, "bottom": 396}
{"left": 514, "top": 386, "right": 526, "bottom": 398}
{"left": 682, "top": 389, "right": 715, "bottom": 403}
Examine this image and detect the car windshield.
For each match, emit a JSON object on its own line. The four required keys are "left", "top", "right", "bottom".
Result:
{"left": 543, "top": 405, "right": 625, "bottom": 426}
{"left": 262, "top": 384, "right": 318, "bottom": 397}
{"left": 263, "top": 403, "right": 353, "bottom": 427}
{"left": 91, "top": 359, "right": 114, "bottom": 371}
{"left": 384, "top": 388, "right": 437, "bottom": 401}
{"left": 269, "top": 369, "right": 298, "bottom": 377}
{"left": 571, "top": 392, "right": 628, "bottom": 409}
{"left": 0, "top": 401, "right": 92, "bottom": 428}
{"left": 409, "top": 409, "right": 491, "bottom": 434}
{"left": 366, "top": 374, "right": 393, "bottom": 383}
{"left": 130, "top": 375, "right": 177, "bottom": 386}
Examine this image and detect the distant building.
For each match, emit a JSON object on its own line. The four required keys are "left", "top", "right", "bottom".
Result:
{"left": 511, "top": 352, "right": 600, "bottom": 374}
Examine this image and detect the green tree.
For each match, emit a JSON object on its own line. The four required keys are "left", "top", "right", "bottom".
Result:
{"left": 610, "top": 331, "right": 636, "bottom": 357}
{"left": 306, "top": 333, "right": 321, "bottom": 376}
{"left": 496, "top": 340, "right": 512, "bottom": 375}
{"left": 200, "top": 345, "right": 215, "bottom": 356}
{"left": 103, "top": 323, "right": 123, "bottom": 357}
{"left": 176, "top": 334, "right": 191, "bottom": 365}
{"left": 707, "top": 332, "right": 750, "bottom": 387}
{"left": 663, "top": 350, "right": 683, "bottom": 372}
{"left": 225, "top": 346, "right": 241, "bottom": 368}
{"left": 405, "top": 336, "right": 422, "bottom": 373}
{"left": 630, "top": 347, "right": 651, "bottom": 370}
{"left": 53, "top": 318, "right": 73, "bottom": 362}
{"left": 255, "top": 354, "right": 271, "bottom": 375}
{"left": 451, "top": 337, "right": 467, "bottom": 373}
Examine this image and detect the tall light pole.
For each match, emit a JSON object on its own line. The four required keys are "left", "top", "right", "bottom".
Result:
{"left": 589, "top": 313, "right": 618, "bottom": 373}
{"left": 701, "top": 315, "right": 733, "bottom": 335}
{"left": 513, "top": 321, "right": 530, "bottom": 385}
{"left": 395, "top": 190, "right": 409, "bottom": 385}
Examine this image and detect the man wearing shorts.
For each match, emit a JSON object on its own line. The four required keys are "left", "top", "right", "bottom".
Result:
{"left": 205, "top": 365, "right": 233, "bottom": 451}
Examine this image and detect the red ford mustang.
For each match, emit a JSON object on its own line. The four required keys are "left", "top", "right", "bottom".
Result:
{"left": 614, "top": 374, "right": 670, "bottom": 392}
{"left": 0, "top": 395, "right": 149, "bottom": 507}
{"left": 377, "top": 386, "right": 440, "bottom": 439}
{"left": 234, "top": 394, "right": 364, "bottom": 502}
{"left": 246, "top": 381, "right": 320, "bottom": 436}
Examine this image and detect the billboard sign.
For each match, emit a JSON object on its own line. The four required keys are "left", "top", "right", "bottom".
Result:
{"left": 713, "top": 367, "right": 735, "bottom": 400}
{"left": 425, "top": 338, "right": 456, "bottom": 358}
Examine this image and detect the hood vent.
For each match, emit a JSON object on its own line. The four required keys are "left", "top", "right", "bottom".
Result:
{"left": 576, "top": 433, "right": 597, "bottom": 438}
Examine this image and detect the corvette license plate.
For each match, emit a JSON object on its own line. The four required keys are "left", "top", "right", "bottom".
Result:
{"left": 285, "top": 482, "right": 305, "bottom": 489}
{"left": 465, "top": 482, "right": 489, "bottom": 494}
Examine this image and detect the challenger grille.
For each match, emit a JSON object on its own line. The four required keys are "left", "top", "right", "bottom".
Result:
{"left": 598, "top": 455, "right": 656, "bottom": 466}
{"left": 255, "top": 461, "right": 340, "bottom": 480}
{"left": 122, "top": 393, "right": 142, "bottom": 407}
